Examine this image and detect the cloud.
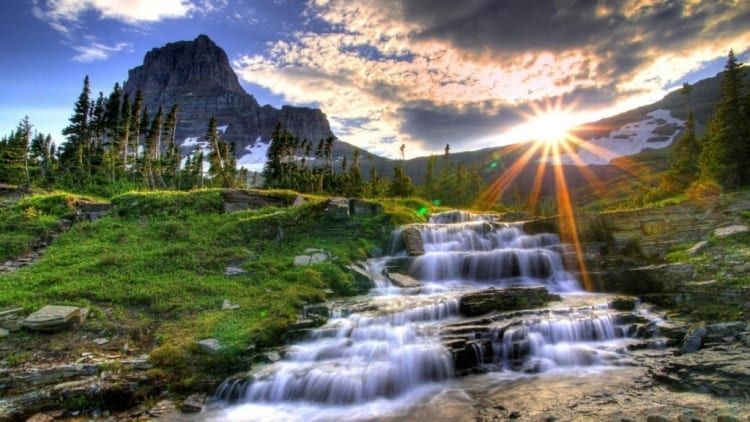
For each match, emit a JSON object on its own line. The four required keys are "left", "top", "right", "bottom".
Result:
{"left": 71, "top": 41, "right": 132, "bottom": 62}
{"left": 233, "top": 0, "right": 750, "bottom": 157}
{"left": 32, "top": 0, "right": 198, "bottom": 30}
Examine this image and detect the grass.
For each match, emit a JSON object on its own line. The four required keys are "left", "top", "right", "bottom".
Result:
{"left": 0, "top": 192, "right": 101, "bottom": 262}
{"left": 0, "top": 190, "right": 436, "bottom": 390}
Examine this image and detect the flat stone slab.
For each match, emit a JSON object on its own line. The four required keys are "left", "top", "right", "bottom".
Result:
{"left": 197, "top": 338, "right": 222, "bottom": 354}
{"left": 459, "top": 286, "right": 561, "bottom": 316}
{"left": 224, "top": 266, "right": 247, "bottom": 276}
{"left": 386, "top": 272, "right": 421, "bottom": 288}
{"left": 714, "top": 225, "right": 749, "bottom": 238}
{"left": 687, "top": 240, "right": 708, "bottom": 255}
{"left": 21, "top": 305, "right": 82, "bottom": 331}
{"left": 402, "top": 227, "right": 425, "bottom": 256}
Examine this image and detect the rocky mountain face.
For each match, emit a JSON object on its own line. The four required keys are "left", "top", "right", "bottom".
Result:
{"left": 123, "top": 35, "right": 333, "bottom": 160}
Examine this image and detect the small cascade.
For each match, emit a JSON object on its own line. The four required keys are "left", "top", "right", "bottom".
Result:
{"left": 212, "top": 210, "right": 665, "bottom": 421}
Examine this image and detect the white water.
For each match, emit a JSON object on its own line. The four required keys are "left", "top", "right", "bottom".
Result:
{"left": 208, "top": 210, "right": 661, "bottom": 421}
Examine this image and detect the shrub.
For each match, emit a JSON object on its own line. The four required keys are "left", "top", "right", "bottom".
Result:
{"left": 686, "top": 180, "right": 722, "bottom": 205}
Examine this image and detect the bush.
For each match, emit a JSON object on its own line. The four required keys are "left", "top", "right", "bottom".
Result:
{"left": 686, "top": 180, "right": 722, "bottom": 205}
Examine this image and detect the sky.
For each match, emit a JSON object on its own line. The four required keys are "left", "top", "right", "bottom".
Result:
{"left": 0, "top": 0, "right": 749, "bottom": 159}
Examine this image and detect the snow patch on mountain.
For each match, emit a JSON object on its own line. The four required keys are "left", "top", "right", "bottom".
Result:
{"left": 237, "top": 137, "right": 269, "bottom": 172}
{"left": 544, "top": 109, "right": 684, "bottom": 165}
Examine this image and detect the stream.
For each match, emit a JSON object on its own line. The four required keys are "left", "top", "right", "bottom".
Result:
{"left": 205, "top": 211, "right": 670, "bottom": 421}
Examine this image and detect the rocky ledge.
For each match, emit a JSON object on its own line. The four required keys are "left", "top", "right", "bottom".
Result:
{"left": 458, "top": 286, "right": 560, "bottom": 316}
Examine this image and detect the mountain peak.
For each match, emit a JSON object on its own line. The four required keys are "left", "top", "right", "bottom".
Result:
{"left": 122, "top": 36, "right": 334, "bottom": 164}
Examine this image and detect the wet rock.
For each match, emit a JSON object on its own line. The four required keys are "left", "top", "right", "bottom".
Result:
{"left": 325, "top": 198, "right": 350, "bottom": 220}
{"left": 385, "top": 272, "right": 421, "bottom": 288}
{"left": 717, "top": 416, "right": 740, "bottom": 422}
{"left": 402, "top": 227, "right": 425, "bottom": 256}
{"left": 680, "top": 322, "right": 706, "bottom": 354}
{"left": 704, "top": 321, "right": 746, "bottom": 344}
{"left": 21, "top": 305, "right": 83, "bottom": 331}
{"left": 647, "top": 416, "right": 670, "bottom": 422}
{"left": 266, "top": 351, "right": 282, "bottom": 362}
{"left": 609, "top": 296, "right": 637, "bottom": 311}
{"left": 346, "top": 263, "right": 374, "bottom": 292}
{"left": 224, "top": 266, "right": 247, "bottom": 276}
{"left": 687, "top": 240, "right": 708, "bottom": 255}
{"left": 197, "top": 338, "right": 222, "bottom": 354}
{"left": 714, "top": 224, "right": 749, "bottom": 238}
{"left": 509, "top": 411, "right": 521, "bottom": 419}
{"left": 181, "top": 393, "right": 205, "bottom": 413}
{"left": 459, "top": 287, "right": 560, "bottom": 316}
{"left": 303, "top": 304, "right": 329, "bottom": 319}
{"left": 349, "top": 198, "right": 382, "bottom": 216}
{"left": 367, "top": 247, "right": 384, "bottom": 258}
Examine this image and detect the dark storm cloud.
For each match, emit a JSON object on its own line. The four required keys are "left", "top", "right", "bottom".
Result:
{"left": 399, "top": 0, "right": 750, "bottom": 81}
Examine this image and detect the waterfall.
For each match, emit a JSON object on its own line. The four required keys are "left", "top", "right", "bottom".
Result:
{"left": 212, "top": 210, "right": 662, "bottom": 420}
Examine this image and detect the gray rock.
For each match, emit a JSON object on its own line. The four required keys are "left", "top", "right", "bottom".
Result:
{"left": 714, "top": 224, "right": 749, "bottom": 238}
{"left": 93, "top": 337, "right": 109, "bottom": 346}
{"left": 459, "top": 287, "right": 560, "bottom": 316}
{"left": 686, "top": 240, "right": 708, "bottom": 255}
{"left": 0, "top": 327, "right": 8, "bottom": 338}
{"left": 386, "top": 272, "right": 421, "bottom": 288}
{"left": 609, "top": 296, "right": 637, "bottom": 311}
{"left": 349, "top": 198, "right": 383, "bottom": 216}
{"left": 402, "top": 227, "right": 425, "bottom": 256}
{"left": 367, "top": 247, "right": 384, "bottom": 258}
{"left": 224, "top": 266, "right": 247, "bottom": 276}
{"left": 294, "top": 249, "right": 331, "bottom": 266}
{"left": 346, "top": 263, "right": 374, "bottom": 292}
{"left": 266, "top": 351, "right": 282, "bottom": 362}
{"left": 222, "top": 299, "right": 240, "bottom": 310}
{"left": 181, "top": 393, "right": 205, "bottom": 413}
{"left": 21, "top": 305, "right": 82, "bottom": 331}
{"left": 680, "top": 322, "right": 707, "bottom": 354}
{"left": 704, "top": 321, "right": 746, "bottom": 343}
{"left": 325, "top": 198, "right": 350, "bottom": 220}
{"left": 197, "top": 338, "right": 222, "bottom": 354}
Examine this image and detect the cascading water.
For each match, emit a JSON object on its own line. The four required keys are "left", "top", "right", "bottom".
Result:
{"left": 209, "top": 210, "right": 665, "bottom": 421}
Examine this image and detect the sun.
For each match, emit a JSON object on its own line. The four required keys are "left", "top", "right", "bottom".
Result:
{"left": 523, "top": 110, "right": 575, "bottom": 144}
{"left": 508, "top": 98, "right": 581, "bottom": 145}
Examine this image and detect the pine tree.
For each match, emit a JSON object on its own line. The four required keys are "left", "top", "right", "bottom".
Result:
{"left": 143, "top": 106, "right": 163, "bottom": 188}
{"left": 699, "top": 50, "right": 746, "bottom": 187}
{"left": 129, "top": 90, "right": 144, "bottom": 172}
{"left": 388, "top": 166, "right": 414, "bottom": 197}
{"left": 670, "top": 83, "right": 700, "bottom": 185}
{"left": 207, "top": 116, "right": 235, "bottom": 188}
{"left": 60, "top": 75, "right": 91, "bottom": 181}
{"left": 162, "top": 104, "right": 180, "bottom": 187}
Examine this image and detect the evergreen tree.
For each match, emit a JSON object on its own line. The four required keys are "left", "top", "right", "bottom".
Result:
{"left": 388, "top": 166, "right": 414, "bottom": 197}
{"left": 699, "top": 50, "right": 747, "bottom": 187}
{"left": 60, "top": 75, "right": 91, "bottom": 181}
{"left": 670, "top": 83, "right": 700, "bottom": 185}
{"left": 206, "top": 116, "right": 236, "bottom": 188}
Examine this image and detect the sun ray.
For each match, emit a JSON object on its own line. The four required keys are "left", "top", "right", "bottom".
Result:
{"left": 551, "top": 141, "right": 592, "bottom": 291}
{"left": 478, "top": 141, "right": 543, "bottom": 206}
{"left": 526, "top": 141, "right": 551, "bottom": 214}
{"left": 557, "top": 138, "right": 608, "bottom": 196}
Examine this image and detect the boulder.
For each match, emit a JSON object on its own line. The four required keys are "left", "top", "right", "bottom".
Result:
{"left": 197, "top": 338, "right": 222, "bottom": 354}
{"left": 21, "top": 305, "right": 83, "bottom": 331}
{"left": 294, "top": 249, "right": 331, "bottom": 266}
{"left": 181, "top": 393, "right": 205, "bottom": 413}
{"left": 75, "top": 201, "right": 111, "bottom": 221}
{"left": 609, "top": 296, "right": 637, "bottom": 311}
{"left": 346, "top": 263, "right": 374, "bottom": 292}
{"left": 459, "top": 287, "right": 561, "bottom": 316}
{"left": 349, "top": 198, "right": 383, "bottom": 216}
{"left": 680, "top": 322, "right": 706, "bottom": 354}
{"left": 325, "top": 198, "right": 350, "bottom": 220}
{"left": 221, "top": 189, "right": 291, "bottom": 213}
{"left": 714, "top": 224, "right": 749, "bottom": 238}
{"left": 385, "top": 272, "right": 421, "bottom": 288}
{"left": 402, "top": 227, "right": 425, "bottom": 256}
{"left": 687, "top": 240, "right": 708, "bottom": 255}
{"left": 224, "top": 266, "right": 247, "bottom": 276}
{"left": 703, "top": 321, "right": 746, "bottom": 344}
{"left": 0, "top": 327, "right": 8, "bottom": 338}
{"left": 221, "top": 299, "right": 240, "bottom": 310}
